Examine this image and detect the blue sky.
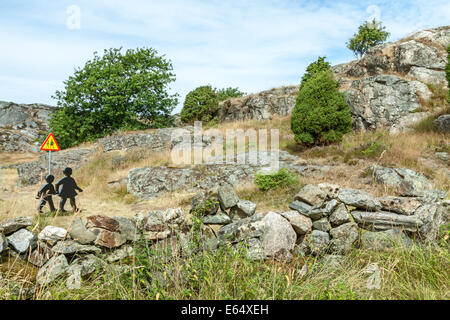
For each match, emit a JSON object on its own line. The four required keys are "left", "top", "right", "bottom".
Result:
{"left": 0, "top": 0, "right": 449, "bottom": 113}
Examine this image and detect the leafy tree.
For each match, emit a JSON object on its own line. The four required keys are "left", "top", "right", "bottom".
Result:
{"left": 300, "top": 56, "right": 331, "bottom": 90}
{"left": 446, "top": 44, "right": 450, "bottom": 102}
{"left": 214, "top": 87, "right": 246, "bottom": 101}
{"left": 291, "top": 70, "right": 352, "bottom": 145}
{"left": 180, "top": 85, "right": 219, "bottom": 124}
{"left": 347, "top": 19, "right": 390, "bottom": 58}
{"left": 50, "top": 47, "right": 178, "bottom": 148}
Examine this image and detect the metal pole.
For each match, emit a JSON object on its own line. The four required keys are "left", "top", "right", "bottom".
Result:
{"left": 48, "top": 151, "right": 51, "bottom": 175}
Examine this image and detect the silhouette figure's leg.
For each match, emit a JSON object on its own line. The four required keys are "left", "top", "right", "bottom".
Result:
{"left": 37, "top": 200, "right": 46, "bottom": 213}
{"left": 47, "top": 197, "right": 56, "bottom": 212}
{"left": 70, "top": 197, "right": 77, "bottom": 211}
{"left": 59, "top": 197, "right": 67, "bottom": 212}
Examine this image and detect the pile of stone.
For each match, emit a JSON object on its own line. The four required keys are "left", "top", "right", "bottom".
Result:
{"left": 1, "top": 175, "right": 447, "bottom": 289}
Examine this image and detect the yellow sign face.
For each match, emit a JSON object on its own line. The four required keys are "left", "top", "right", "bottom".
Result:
{"left": 40, "top": 133, "right": 61, "bottom": 151}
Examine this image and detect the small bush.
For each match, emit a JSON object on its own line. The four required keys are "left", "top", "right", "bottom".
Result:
{"left": 215, "top": 87, "right": 246, "bottom": 101}
{"left": 180, "top": 85, "right": 219, "bottom": 124}
{"left": 254, "top": 167, "right": 299, "bottom": 191}
{"left": 291, "top": 70, "right": 352, "bottom": 146}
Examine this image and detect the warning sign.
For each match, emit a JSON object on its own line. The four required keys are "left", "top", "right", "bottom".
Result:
{"left": 40, "top": 133, "right": 61, "bottom": 151}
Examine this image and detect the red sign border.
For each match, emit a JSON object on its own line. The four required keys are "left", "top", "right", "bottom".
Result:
{"left": 40, "top": 133, "right": 61, "bottom": 151}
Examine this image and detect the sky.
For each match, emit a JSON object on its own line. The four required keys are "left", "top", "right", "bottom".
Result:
{"left": 0, "top": 0, "right": 449, "bottom": 113}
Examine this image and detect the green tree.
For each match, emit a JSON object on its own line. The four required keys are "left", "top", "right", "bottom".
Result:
{"left": 214, "top": 87, "right": 246, "bottom": 101}
{"left": 446, "top": 44, "right": 450, "bottom": 102}
{"left": 347, "top": 20, "right": 390, "bottom": 58}
{"left": 300, "top": 56, "right": 331, "bottom": 90}
{"left": 291, "top": 70, "right": 352, "bottom": 145}
{"left": 50, "top": 47, "right": 178, "bottom": 148}
{"left": 180, "top": 85, "right": 219, "bottom": 124}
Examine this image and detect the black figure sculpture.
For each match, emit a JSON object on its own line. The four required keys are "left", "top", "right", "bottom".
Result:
{"left": 36, "top": 174, "right": 57, "bottom": 213}
{"left": 55, "top": 167, "right": 83, "bottom": 212}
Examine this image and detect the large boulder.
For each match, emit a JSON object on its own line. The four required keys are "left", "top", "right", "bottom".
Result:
{"left": 344, "top": 75, "right": 431, "bottom": 132}
{"left": 261, "top": 212, "right": 297, "bottom": 262}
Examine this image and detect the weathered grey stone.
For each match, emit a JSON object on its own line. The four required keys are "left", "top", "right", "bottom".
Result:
{"left": 338, "top": 188, "right": 381, "bottom": 211}
{"left": 28, "top": 242, "right": 54, "bottom": 267}
{"left": 317, "top": 183, "right": 340, "bottom": 199}
{"left": 219, "top": 86, "right": 298, "bottom": 122}
{"left": 360, "top": 229, "right": 414, "bottom": 250}
{"left": 0, "top": 101, "right": 55, "bottom": 152}
{"left": 407, "top": 66, "right": 446, "bottom": 86}
{"left": 69, "top": 218, "right": 98, "bottom": 245}
{"left": 312, "top": 217, "right": 331, "bottom": 233}
{"left": 218, "top": 183, "right": 240, "bottom": 210}
{"left": 435, "top": 152, "right": 449, "bottom": 162}
{"left": 294, "top": 184, "right": 327, "bottom": 206}
{"left": 377, "top": 196, "right": 422, "bottom": 215}
{"left": 329, "top": 204, "right": 351, "bottom": 227}
{"left": 218, "top": 213, "right": 264, "bottom": 244}
{"left": 371, "top": 165, "right": 433, "bottom": 196}
{"left": 106, "top": 245, "right": 134, "bottom": 263}
{"left": 395, "top": 40, "right": 446, "bottom": 72}
{"left": 329, "top": 222, "right": 358, "bottom": 254}
{"left": 67, "top": 254, "right": 100, "bottom": 277}
{"left": 134, "top": 208, "right": 188, "bottom": 234}
{"left": 190, "top": 191, "right": 219, "bottom": 216}
{"left": 344, "top": 75, "right": 431, "bottom": 132}
{"left": 0, "top": 217, "right": 32, "bottom": 235}
{"left": 7, "top": 229, "right": 37, "bottom": 254}
{"left": 435, "top": 114, "right": 450, "bottom": 133}
{"left": 230, "top": 200, "right": 257, "bottom": 218}
{"left": 52, "top": 240, "right": 101, "bottom": 255}
{"left": 233, "top": 238, "right": 265, "bottom": 260}
{"left": 113, "top": 216, "right": 139, "bottom": 242}
{"left": 413, "top": 203, "right": 446, "bottom": 242}
{"left": 0, "top": 234, "right": 8, "bottom": 254}
{"left": 202, "top": 212, "right": 232, "bottom": 225}
{"left": 279, "top": 211, "right": 312, "bottom": 235}
{"left": 37, "top": 254, "right": 69, "bottom": 286}
{"left": 352, "top": 211, "right": 423, "bottom": 232}
{"left": 289, "top": 200, "right": 312, "bottom": 215}
{"left": 261, "top": 212, "right": 297, "bottom": 262}
{"left": 38, "top": 226, "right": 67, "bottom": 242}
{"left": 306, "top": 230, "right": 330, "bottom": 256}
{"left": 322, "top": 199, "right": 340, "bottom": 215}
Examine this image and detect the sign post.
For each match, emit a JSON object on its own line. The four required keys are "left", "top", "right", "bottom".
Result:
{"left": 40, "top": 133, "right": 61, "bottom": 175}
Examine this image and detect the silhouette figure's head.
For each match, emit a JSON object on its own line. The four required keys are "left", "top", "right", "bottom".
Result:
{"left": 45, "top": 174, "right": 54, "bottom": 183}
{"left": 63, "top": 167, "right": 73, "bottom": 176}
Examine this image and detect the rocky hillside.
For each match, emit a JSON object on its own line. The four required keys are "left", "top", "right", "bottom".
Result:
{"left": 219, "top": 26, "right": 450, "bottom": 132}
{"left": 0, "top": 101, "right": 55, "bottom": 153}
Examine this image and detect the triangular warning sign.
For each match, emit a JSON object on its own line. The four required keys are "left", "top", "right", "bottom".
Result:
{"left": 40, "top": 133, "right": 61, "bottom": 151}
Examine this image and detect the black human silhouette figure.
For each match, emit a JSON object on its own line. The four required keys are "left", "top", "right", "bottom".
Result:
{"left": 36, "top": 175, "right": 57, "bottom": 213}
{"left": 55, "top": 167, "right": 83, "bottom": 212}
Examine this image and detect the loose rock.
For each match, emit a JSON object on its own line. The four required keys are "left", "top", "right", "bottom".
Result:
{"left": 261, "top": 212, "right": 297, "bottom": 262}
{"left": 7, "top": 228, "right": 37, "bottom": 254}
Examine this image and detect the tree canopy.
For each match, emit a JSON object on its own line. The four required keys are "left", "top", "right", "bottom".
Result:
{"left": 50, "top": 47, "right": 178, "bottom": 148}
{"left": 347, "top": 20, "right": 390, "bottom": 58}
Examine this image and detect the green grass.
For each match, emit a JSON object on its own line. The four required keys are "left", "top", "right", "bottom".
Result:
{"left": 254, "top": 168, "right": 299, "bottom": 191}
{"left": 3, "top": 239, "right": 448, "bottom": 300}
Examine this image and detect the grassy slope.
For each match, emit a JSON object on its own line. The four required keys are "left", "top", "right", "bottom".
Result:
{"left": 0, "top": 96, "right": 449, "bottom": 299}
